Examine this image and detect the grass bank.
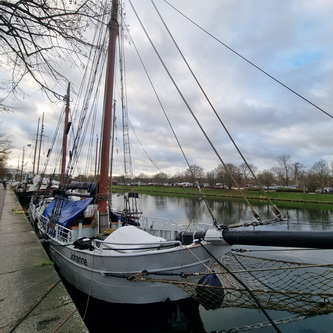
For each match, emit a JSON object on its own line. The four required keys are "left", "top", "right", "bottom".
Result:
{"left": 112, "top": 185, "right": 333, "bottom": 206}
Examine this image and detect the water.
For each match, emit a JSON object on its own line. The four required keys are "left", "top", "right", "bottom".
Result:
{"left": 108, "top": 193, "right": 333, "bottom": 333}
{"left": 38, "top": 193, "right": 333, "bottom": 332}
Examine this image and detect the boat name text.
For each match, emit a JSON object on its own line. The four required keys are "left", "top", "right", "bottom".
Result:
{"left": 70, "top": 252, "right": 88, "bottom": 266}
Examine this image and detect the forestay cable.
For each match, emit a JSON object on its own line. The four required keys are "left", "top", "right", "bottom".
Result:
{"left": 163, "top": 0, "right": 333, "bottom": 120}
{"left": 129, "top": 0, "right": 263, "bottom": 223}
{"left": 151, "top": 0, "right": 284, "bottom": 222}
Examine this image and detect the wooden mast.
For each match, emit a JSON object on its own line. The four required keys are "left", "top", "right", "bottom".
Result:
{"left": 60, "top": 83, "right": 71, "bottom": 185}
{"left": 98, "top": 0, "right": 119, "bottom": 232}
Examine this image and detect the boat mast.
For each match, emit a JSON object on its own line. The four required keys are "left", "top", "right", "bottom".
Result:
{"left": 32, "top": 117, "right": 40, "bottom": 176}
{"left": 36, "top": 112, "right": 44, "bottom": 175}
{"left": 60, "top": 83, "right": 71, "bottom": 185}
{"left": 98, "top": 0, "right": 119, "bottom": 232}
{"left": 20, "top": 146, "right": 25, "bottom": 182}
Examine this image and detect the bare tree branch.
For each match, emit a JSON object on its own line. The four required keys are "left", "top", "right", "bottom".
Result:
{"left": 0, "top": 0, "right": 110, "bottom": 109}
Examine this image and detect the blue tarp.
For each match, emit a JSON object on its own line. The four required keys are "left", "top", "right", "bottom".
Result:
{"left": 42, "top": 197, "right": 93, "bottom": 228}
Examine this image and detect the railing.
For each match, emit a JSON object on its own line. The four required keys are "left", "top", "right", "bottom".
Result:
{"left": 139, "top": 216, "right": 212, "bottom": 240}
{"left": 54, "top": 224, "right": 73, "bottom": 243}
{"left": 38, "top": 214, "right": 48, "bottom": 234}
{"left": 38, "top": 215, "right": 73, "bottom": 244}
{"left": 139, "top": 216, "right": 186, "bottom": 240}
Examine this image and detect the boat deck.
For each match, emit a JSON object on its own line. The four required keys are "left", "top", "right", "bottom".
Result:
{"left": 0, "top": 187, "right": 88, "bottom": 333}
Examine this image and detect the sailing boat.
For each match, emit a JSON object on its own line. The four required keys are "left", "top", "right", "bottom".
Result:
{"left": 29, "top": 0, "right": 333, "bottom": 315}
{"left": 15, "top": 114, "right": 57, "bottom": 204}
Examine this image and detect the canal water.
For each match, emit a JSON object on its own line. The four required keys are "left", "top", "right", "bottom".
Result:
{"left": 38, "top": 193, "right": 333, "bottom": 332}
{"left": 109, "top": 193, "right": 333, "bottom": 333}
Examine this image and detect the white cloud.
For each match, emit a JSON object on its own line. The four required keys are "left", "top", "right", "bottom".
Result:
{"left": 2, "top": 0, "right": 333, "bottom": 178}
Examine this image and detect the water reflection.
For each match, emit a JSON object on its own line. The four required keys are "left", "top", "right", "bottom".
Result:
{"left": 112, "top": 192, "right": 333, "bottom": 231}
{"left": 106, "top": 193, "right": 333, "bottom": 332}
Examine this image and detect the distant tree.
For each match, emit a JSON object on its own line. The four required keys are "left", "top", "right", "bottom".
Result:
{"left": 293, "top": 162, "right": 305, "bottom": 188}
{"left": 239, "top": 162, "right": 256, "bottom": 184}
{"left": 134, "top": 173, "right": 151, "bottom": 184}
{"left": 308, "top": 159, "right": 331, "bottom": 192}
{"left": 170, "top": 171, "right": 185, "bottom": 184}
{"left": 273, "top": 154, "right": 293, "bottom": 186}
{"left": 153, "top": 172, "right": 168, "bottom": 184}
{"left": 214, "top": 163, "right": 240, "bottom": 189}
{"left": 257, "top": 169, "right": 276, "bottom": 187}
{"left": 206, "top": 170, "right": 215, "bottom": 187}
{"left": 225, "top": 163, "right": 241, "bottom": 188}
{"left": 0, "top": 0, "right": 108, "bottom": 108}
{"left": 0, "top": 131, "right": 12, "bottom": 178}
{"left": 185, "top": 164, "right": 204, "bottom": 183}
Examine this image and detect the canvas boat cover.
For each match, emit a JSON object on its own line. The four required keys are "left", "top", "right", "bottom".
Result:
{"left": 103, "top": 225, "right": 166, "bottom": 253}
{"left": 42, "top": 197, "right": 93, "bottom": 228}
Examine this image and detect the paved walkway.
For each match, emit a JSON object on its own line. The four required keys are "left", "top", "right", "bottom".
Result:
{"left": 0, "top": 187, "right": 88, "bottom": 333}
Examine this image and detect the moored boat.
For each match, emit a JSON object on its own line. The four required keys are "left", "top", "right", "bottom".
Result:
{"left": 29, "top": 1, "right": 333, "bottom": 322}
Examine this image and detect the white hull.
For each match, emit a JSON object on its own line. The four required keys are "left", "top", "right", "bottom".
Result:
{"left": 48, "top": 238, "right": 228, "bottom": 304}
{"left": 30, "top": 196, "right": 231, "bottom": 304}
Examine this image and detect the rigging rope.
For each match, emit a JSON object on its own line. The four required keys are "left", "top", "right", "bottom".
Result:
{"left": 41, "top": 102, "right": 65, "bottom": 177}
{"left": 125, "top": 4, "right": 219, "bottom": 226}
{"left": 123, "top": 22, "right": 193, "bottom": 175}
{"left": 163, "top": 0, "right": 333, "bottom": 120}
{"left": 66, "top": 17, "right": 109, "bottom": 181}
{"left": 152, "top": 0, "right": 282, "bottom": 221}
{"left": 129, "top": 0, "right": 263, "bottom": 224}
{"left": 119, "top": 6, "right": 134, "bottom": 180}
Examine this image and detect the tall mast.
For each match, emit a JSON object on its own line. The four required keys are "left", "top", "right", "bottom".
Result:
{"left": 98, "top": 0, "right": 119, "bottom": 232}
{"left": 36, "top": 112, "right": 44, "bottom": 175}
{"left": 20, "top": 146, "right": 25, "bottom": 181}
{"left": 60, "top": 83, "right": 71, "bottom": 185}
{"left": 32, "top": 117, "right": 40, "bottom": 175}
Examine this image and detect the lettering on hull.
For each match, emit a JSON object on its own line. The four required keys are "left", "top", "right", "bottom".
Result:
{"left": 70, "top": 252, "right": 88, "bottom": 266}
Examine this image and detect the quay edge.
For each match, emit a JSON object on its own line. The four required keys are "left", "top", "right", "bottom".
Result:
{"left": 0, "top": 188, "right": 89, "bottom": 333}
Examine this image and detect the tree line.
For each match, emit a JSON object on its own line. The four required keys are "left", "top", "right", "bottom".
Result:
{"left": 112, "top": 154, "right": 333, "bottom": 193}
{"left": 2, "top": 152, "right": 332, "bottom": 193}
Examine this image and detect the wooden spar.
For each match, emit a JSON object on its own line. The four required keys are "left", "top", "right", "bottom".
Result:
{"left": 60, "top": 83, "right": 70, "bottom": 185}
{"left": 180, "top": 229, "right": 333, "bottom": 249}
{"left": 222, "top": 229, "right": 333, "bottom": 249}
{"left": 98, "top": 0, "right": 119, "bottom": 232}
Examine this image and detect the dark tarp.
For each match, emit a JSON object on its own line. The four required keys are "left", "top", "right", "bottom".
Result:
{"left": 42, "top": 197, "right": 93, "bottom": 228}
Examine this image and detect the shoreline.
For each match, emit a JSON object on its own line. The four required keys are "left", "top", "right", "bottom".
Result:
{"left": 112, "top": 185, "right": 333, "bottom": 206}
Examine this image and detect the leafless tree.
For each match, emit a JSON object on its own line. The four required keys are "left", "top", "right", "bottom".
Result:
{"left": 257, "top": 169, "right": 276, "bottom": 187}
{"left": 0, "top": 131, "right": 12, "bottom": 177}
{"left": 308, "top": 159, "right": 331, "bottom": 191}
{"left": 214, "top": 163, "right": 240, "bottom": 189}
{"left": 239, "top": 162, "right": 256, "bottom": 183}
{"left": 0, "top": 0, "right": 110, "bottom": 110}
{"left": 273, "top": 154, "right": 293, "bottom": 186}
{"left": 185, "top": 164, "right": 204, "bottom": 183}
{"left": 153, "top": 172, "right": 168, "bottom": 184}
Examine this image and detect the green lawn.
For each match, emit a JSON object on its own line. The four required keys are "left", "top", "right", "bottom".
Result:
{"left": 112, "top": 185, "right": 333, "bottom": 205}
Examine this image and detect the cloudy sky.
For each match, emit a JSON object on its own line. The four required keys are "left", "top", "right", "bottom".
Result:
{"left": 2, "top": 0, "right": 333, "bottom": 178}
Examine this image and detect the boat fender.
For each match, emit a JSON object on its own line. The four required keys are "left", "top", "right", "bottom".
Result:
{"left": 73, "top": 237, "right": 94, "bottom": 251}
{"left": 196, "top": 273, "right": 224, "bottom": 310}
